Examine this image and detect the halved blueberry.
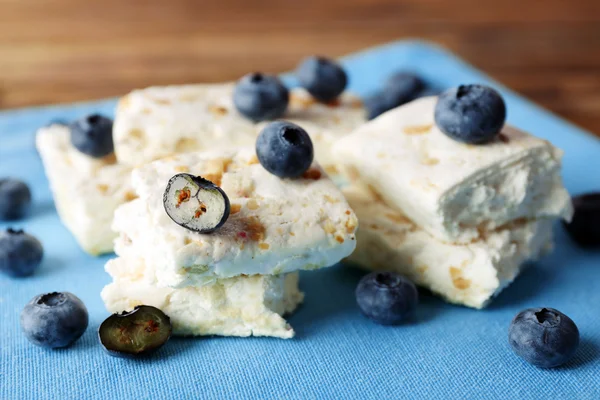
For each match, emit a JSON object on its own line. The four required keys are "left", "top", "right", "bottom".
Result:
{"left": 99, "top": 305, "right": 172, "bottom": 358}
{"left": 233, "top": 73, "right": 289, "bottom": 121}
{"left": 0, "top": 228, "right": 43, "bottom": 277}
{"left": 21, "top": 292, "right": 88, "bottom": 348}
{"left": 256, "top": 121, "right": 314, "bottom": 178}
{"left": 509, "top": 307, "right": 579, "bottom": 368}
{"left": 296, "top": 56, "right": 347, "bottom": 102}
{"left": 70, "top": 114, "right": 114, "bottom": 158}
{"left": 0, "top": 179, "right": 32, "bottom": 220}
{"left": 356, "top": 271, "right": 418, "bottom": 325}
{"left": 563, "top": 193, "right": 600, "bottom": 247}
{"left": 163, "top": 174, "right": 230, "bottom": 233}
{"left": 434, "top": 84, "right": 506, "bottom": 144}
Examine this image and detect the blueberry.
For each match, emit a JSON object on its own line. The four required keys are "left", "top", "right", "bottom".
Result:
{"left": 364, "top": 94, "right": 394, "bottom": 121}
{"left": 364, "top": 72, "right": 426, "bottom": 120}
{"left": 256, "top": 121, "right": 314, "bottom": 178}
{"left": 509, "top": 308, "right": 579, "bottom": 368}
{"left": 356, "top": 271, "right": 418, "bottom": 325}
{"left": 164, "top": 174, "right": 230, "bottom": 233}
{"left": 296, "top": 56, "right": 347, "bottom": 102}
{"left": 0, "top": 179, "right": 32, "bottom": 220}
{"left": 70, "top": 114, "right": 114, "bottom": 158}
{"left": 233, "top": 73, "right": 289, "bottom": 122}
{"left": 434, "top": 84, "right": 506, "bottom": 144}
{"left": 99, "top": 305, "right": 172, "bottom": 358}
{"left": 0, "top": 228, "right": 43, "bottom": 277}
{"left": 563, "top": 193, "right": 600, "bottom": 247}
{"left": 20, "top": 292, "right": 89, "bottom": 348}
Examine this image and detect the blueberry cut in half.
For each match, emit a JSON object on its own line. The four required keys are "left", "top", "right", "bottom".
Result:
{"left": 355, "top": 271, "right": 419, "bottom": 326}
{"left": 508, "top": 307, "right": 580, "bottom": 368}
{"left": 99, "top": 305, "right": 172, "bottom": 358}
{"left": 296, "top": 56, "right": 348, "bottom": 102}
{"left": 0, "top": 228, "right": 43, "bottom": 277}
{"left": 70, "top": 114, "right": 114, "bottom": 158}
{"left": 563, "top": 192, "right": 600, "bottom": 247}
{"left": 233, "top": 73, "right": 289, "bottom": 122}
{"left": 0, "top": 179, "right": 32, "bottom": 221}
{"left": 256, "top": 121, "right": 314, "bottom": 178}
{"left": 434, "top": 84, "right": 506, "bottom": 144}
{"left": 163, "top": 174, "right": 230, "bottom": 233}
{"left": 20, "top": 292, "right": 89, "bottom": 348}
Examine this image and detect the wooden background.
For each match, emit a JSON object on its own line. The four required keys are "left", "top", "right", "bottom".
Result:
{"left": 1, "top": 0, "right": 599, "bottom": 134}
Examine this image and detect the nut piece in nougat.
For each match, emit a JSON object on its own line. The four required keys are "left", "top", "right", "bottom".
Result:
{"left": 334, "top": 96, "right": 572, "bottom": 243}
{"left": 114, "top": 148, "right": 358, "bottom": 288}
{"left": 101, "top": 256, "right": 303, "bottom": 339}
{"left": 113, "top": 83, "right": 365, "bottom": 173}
{"left": 343, "top": 185, "right": 554, "bottom": 309}
{"left": 36, "top": 124, "right": 135, "bottom": 255}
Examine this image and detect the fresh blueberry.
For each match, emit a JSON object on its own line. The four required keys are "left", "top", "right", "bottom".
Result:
{"left": 296, "top": 56, "right": 347, "bottom": 102}
{"left": 233, "top": 73, "right": 289, "bottom": 122}
{"left": 364, "top": 93, "right": 394, "bottom": 120}
{"left": 509, "top": 307, "right": 579, "bottom": 368}
{"left": 0, "top": 179, "right": 32, "bottom": 220}
{"left": 0, "top": 228, "right": 43, "bottom": 277}
{"left": 70, "top": 114, "right": 114, "bottom": 158}
{"left": 364, "top": 72, "right": 426, "bottom": 120}
{"left": 44, "top": 118, "right": 69, "bottom": 127}
{"left": 164, "top": 174, "right": 230, "bottom": 233}
{"left": 384, "top": 72, "right": 424, "bottom": 107}
{"left": 256, "top": 121, "right": 314, "bottom": 178}
{"left": 434, "top": 84, "right": 506, "bottom": 144}
{"left": 356, "top": 271, "right": 418, "bottom": 325}
{"left": 563, "top": 193, "right": 600, "bottom": 247}
{"left": 99, "top": 305, "right": 172, "bottom": 358}
{"left": 20, "top": 292, "right": 89, "bottom": 348}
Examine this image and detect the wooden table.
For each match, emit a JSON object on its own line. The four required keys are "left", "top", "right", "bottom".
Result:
{"left": 1, "top": 0, "right": 599, "bottom": 135}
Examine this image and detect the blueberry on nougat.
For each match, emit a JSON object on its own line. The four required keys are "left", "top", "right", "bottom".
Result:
{"left": 21, "top": 292, "right": 88, "bottom": 348}
{"left": 233, "top": 73, "right": 289, "bottom": 122}
{"left": 509, "top": 308, "right": 579, "bottom": 368}
{"left": 434, "top": 84, "right": 506, "bottom": 144}
{"left": 70, "top": 114, "right": 114, "bottom": 158}
{"left": 296, "top": 56, "right": 347, "bottom": 102}
{"left": 0, "top": 228, "right": 43, "bottom": 277}
{"left": 256, "top": 121, "right": 314, "bottom": 179}
{"left": 99, "top": 305, "right": 172, "bottom": 358}
{"left": 163, "top": 174, "right": 230, "bottom": 233}
{"left": 0, "top": 179, "right": 32, "bottom": 220}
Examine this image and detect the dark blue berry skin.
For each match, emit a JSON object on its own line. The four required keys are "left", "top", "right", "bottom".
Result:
{"left": 365, "top": 72, "right": 425, "bottom": 120}
{"left": 356, "top": 271, "right": 418, "bottom": 325}
{"left": 0, "top": 179, "right": 32, "bottom": 220}
{"left": 21, "top": 292, "right": 89, "bottom": 349}
{"left": 296, "top": 56, "right": 347, "bottom": 102}
{"left": 233, "top": 73, "right": 289, "bottom": 122}
{"left": 364, "top": 93, "right": 394, "bottom": 121}
{"left": 0, "top": 229, "right": 43, "bottom": 277}
{"left": 509, "top": 308, "right": 579, "bottom": 368}
{"left": 434, "top": 84, "right": 506, "bottom": 144}
{"left": 70, "top": 114, "right": 114, "bottom": 158}
{"left": 563, "top": 193, "right": 600, "bottom": 248}
{"left": 256, "top": 121, "right": 314, "bottom": 178}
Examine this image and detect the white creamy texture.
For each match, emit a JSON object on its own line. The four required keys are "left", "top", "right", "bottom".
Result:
{"left": 344, "top": 185, "right": 554, "bottom": 309}
{"left": 334, "top": 96, "right": 573, "bottom": 243}
{"left": 113, "top": 83, "right": 365, "bottom": 173}
{"left": 114, "top": 148, "right": 358, "bottom": 287}
{"left": 101, "top": 256, "right": 303, "bottom": 338}
{"left": 36, "top": 125, "right": 135, "bottom": 255}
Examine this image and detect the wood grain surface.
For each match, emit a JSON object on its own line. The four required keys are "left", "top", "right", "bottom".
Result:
{"left": 1, "top": 0, "right": 599, "bottom": 135}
